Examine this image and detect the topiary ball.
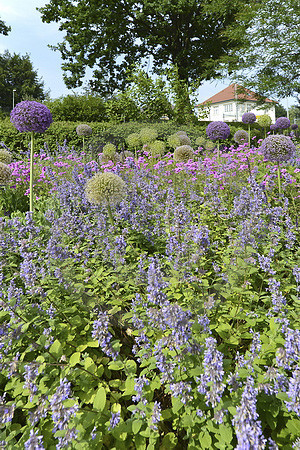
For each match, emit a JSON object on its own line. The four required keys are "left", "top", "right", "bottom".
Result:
{"left": 173, "top": 145, "right": 194, "bottom": 162}
{"left": 0, "top": 149, "right": 12, "bottom": 164}
{"left": 260, "top": 135, "right": 296, "bottom": 163}
{"left": 10, "top": 101, "right": 52, "bottom": 133}
{"left": 206, "top": 121, "right": 230, "bottom": 141}
{"left": 234, "top": 129, "right": 249, "bottom": 145}
{"left": 242, "top": 112, "right": 256, "bottom": 124}
{"left": 76, "top": 124, "right": 93, "bottom": 136}
{"left": 0, "top": 162, "right": 12, "bottom": 184}
{"left": 85, "top": 171, "right": 126, "bottom": 205}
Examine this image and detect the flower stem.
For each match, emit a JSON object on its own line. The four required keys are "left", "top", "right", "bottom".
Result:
{"left": 29, "top": 131, "right": 34, "bottom": 212}
{"left": 106, "top": 201, "right": 114, "bottom": 226}
{"left": 277, "top": 164, "right": 282, "bottom": 194}
{"left": 248, "top": 124, "right": 251, "bottom": 147}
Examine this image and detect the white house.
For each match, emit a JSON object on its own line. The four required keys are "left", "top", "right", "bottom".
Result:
{"left": 197, "top": 84, "right": 276, "bottom": 123}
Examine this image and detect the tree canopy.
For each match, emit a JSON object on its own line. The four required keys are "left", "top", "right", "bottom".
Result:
{"left": 38, "top": 0, "right": 248, "bottom": 95}
{"left": 221, "top": 0, "right": 300, "bottom": 100}
{"left": 0, "top": 17, "right": 11, "bottom": 35}
{"left": 0, "top": 51, "right": 47, "bottom": 111}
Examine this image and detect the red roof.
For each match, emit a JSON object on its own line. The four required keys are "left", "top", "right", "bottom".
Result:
{"left": 200, "top": 84, "right": 274, "bottom": 105}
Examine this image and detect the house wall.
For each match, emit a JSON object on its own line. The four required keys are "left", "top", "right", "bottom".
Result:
{"left": 200, "top": 101, "right": 276, "bottom": 123}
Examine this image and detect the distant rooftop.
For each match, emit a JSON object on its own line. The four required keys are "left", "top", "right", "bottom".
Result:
{"left": 199, "top": 84, "right": 275, "bottom": 105}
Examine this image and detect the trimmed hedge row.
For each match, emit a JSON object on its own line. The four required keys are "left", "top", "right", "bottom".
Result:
{"left": 0, "top": 118, "right": 263, "bottom": 157}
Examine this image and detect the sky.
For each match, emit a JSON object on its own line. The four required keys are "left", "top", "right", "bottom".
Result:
{"left": 0, "top": 0, "right": 292, "bottom": 108}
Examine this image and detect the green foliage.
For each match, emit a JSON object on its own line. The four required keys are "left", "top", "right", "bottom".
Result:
{"left": 38, "top": 0, "right": 250, "bottom": 95}
{"left": 0, "top": 50, "right": 46, "bottom": 111}
{"left": 46, "top": 95, "right": 107, "bottom": 122}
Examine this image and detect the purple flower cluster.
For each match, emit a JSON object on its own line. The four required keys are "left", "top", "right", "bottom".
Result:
{"left": 92, "top": 311, "right": 119, "bottom": 360}
{"left": 232, "top": 377, "right": 266, "bottom": 449}
{"left": 291, "top": 124, "right": 298, "bottom": 130}
{"left": 10, "top": 101, "right": 52, "bottom": 133}
{"left": 260, "top": 135, "right": 296, "bottom": 163}
{"left": 275, "top": 117, "right": 290, "bottom": 130}
{"left": 24, "top": 429, "right": 45, "bottom": 449}
{"left": 242, "top": 112, "right": 256, "bottom": 124}
{"left": 206, "top": 121, "right": 230, "bottom": 141}
{"left": 108, "top": 411, "right": 121, "bottom": 430}
{"left": 197, "top": 337, "right": 225, "bottom": 407}
{"left": 23, "top": 364, "right": 39, "bottom": 401}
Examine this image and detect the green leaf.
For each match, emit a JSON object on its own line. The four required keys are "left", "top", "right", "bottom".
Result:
{"left": 49, "top": 339, "right": 63, "bottom": 359}
{"left": 108, "top": 360, "right": 124, "bottom": 371}
{"left": 286, "top": 418, "right": 300, "bottom": 436}
{"left": 132, "top": 420, "right": 143, "bottom": 434}
{"left": 160, "top": 432, "right": 178, "bottom": 449}
{"left": 172, "top": 397, "right": 183, "bottom": 414}
{"left": 69, "top": 352, "right": 81, "bottom": 367}
{"left": 125, "top": 360, "right": 137, "bottom": 374}
{"left": 93, "top": 386, "right": 106, "bottom": 411}
{"left": 199, "top": 431, "right": 212, "bottom": 449}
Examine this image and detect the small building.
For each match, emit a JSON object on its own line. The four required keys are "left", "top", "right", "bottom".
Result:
{"left": 197, "top": 84, "right": 276, "bottom": 122}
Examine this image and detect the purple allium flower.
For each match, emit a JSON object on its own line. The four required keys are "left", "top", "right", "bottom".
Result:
{"left": 242, "top": 112, "right": 256, "bottom": 124}
{"left": 291, "top": 124, "right": 298, "bottom": 130}
{"left": 76, "top": 124, "right": 93, "bottom": 136}
{"left": 275, "top": 117, "right": 290, "bottom": 130}
{"left": 260, "top": 135, "right": 296, "bottom": 163}
{"left": 206, "top": 121, "right": 230, "bottom": 141}
{"left": 108, "top": 411, "right": 121, "bottom": 430}
{"left": 234, "top": 129, "right": 249, "bottom": 145}
{"left": 270, "top": 124, "right": 277, "bottom": 131}
{"left": 24, "top": 429, "right": 45, "bottom": 449}
{"left": 10, "top": 101, "right": 52, "bottom": 133}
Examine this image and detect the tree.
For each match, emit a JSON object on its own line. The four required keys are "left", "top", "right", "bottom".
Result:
{"left": 38, "top": 0, "right": 249, "bottom": 96}
{"left": 0, "top": 18, "right": 11, "bottom": 35}
{"left": 221, "top": 0, "right": 300, "bottom": 100}
{"left": 0, "top": 51, "right": 47, "bottom": 111}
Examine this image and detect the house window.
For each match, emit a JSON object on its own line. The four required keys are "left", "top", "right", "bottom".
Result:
{"left": 213, "top": 106, "right": 219, "bottom": 115}
{"left": 224, "top": 103, "right": 233, "bottom": 113}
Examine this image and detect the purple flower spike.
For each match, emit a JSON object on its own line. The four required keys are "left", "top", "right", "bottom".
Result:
{"left": 10, "top": 101, "right": 52, "bottom": 133}
{"left": 275, "top": 117, "right": 290, "bottom": 130}
{"left": 206, "top": 121, "right": 230, "bottom": 141}
{"left": 242, "top": 112, "right": 256, "bottom": 124}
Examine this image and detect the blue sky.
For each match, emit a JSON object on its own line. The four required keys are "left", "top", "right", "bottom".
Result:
{"left": 0, "top": 0, "right": 291, "bottom": 108}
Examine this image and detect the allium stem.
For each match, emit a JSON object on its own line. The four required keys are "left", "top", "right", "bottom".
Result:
{"left": 29, "top": 131, "right": 34, "bottom": 212}
{"left": 106, "top": 201, "right": 114, "bottom": 227}
{"left": 248, "top": 124, "right": 251, "bottom": 147}
{"left": 277, "top": 164, "right": 282, "bottom": 194}
{"left": 217, "top": 140, "right": 220, "bottom": 163}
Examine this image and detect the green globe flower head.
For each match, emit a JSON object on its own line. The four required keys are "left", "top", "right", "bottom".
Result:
{"left": 139, "top": 127, "right": 158, "bottom": 144}
{"left": 150, "top": 140, "right": 166, "bottom": 156}
{"left": 0, "top": 162, "right": 12, "bottom": 184}
{"left": 0, "top": 149, "right": 12, "bottom": 164}
{"left": 103, "top": 143, "right": 117, "bottom": 156}
{"left": 195, "top": 136, "right": 206, "bottom": 147}
{"left": 99, "top": 152, "right": 121, "bottom": 164}
{"left": 126, "top": 133, "right": 142, "bottom": 148}
{"left": 76, "top": 124, "right": 93, "bottom": 136}
{"left": 85, "top": 171, "right": 126, "bottom": 206}
{"left": 205, "top": 140, "right": 215, "bottom": 151}
{"left": 167, "top": 134, "right": 182, "bottom": 149}
{"left": 174, "top": 145, "right": 194, "bottom": 162}
{"left": 257, "top": 114, "right": 272, "bottom": 128}
{"left": 234, "top": 129, "right": 249, "bottom": 145}
{"left": 176, "top": 132, "right": 191, "bottom": 146}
